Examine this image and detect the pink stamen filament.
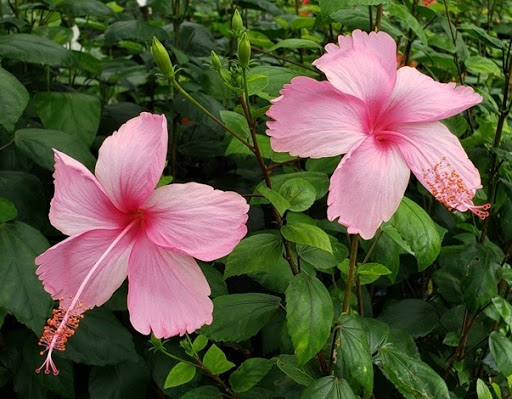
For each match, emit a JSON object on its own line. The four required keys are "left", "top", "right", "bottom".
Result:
{"left": 36, "top": 219, "right": 138, "bottom": 375}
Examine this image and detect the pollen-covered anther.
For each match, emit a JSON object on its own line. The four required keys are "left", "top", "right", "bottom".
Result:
{"left": 423, "top": 158, "right": 490, "bottom": 219}
{"left": 36, "top": 299, "right": 87, "bottom": 375}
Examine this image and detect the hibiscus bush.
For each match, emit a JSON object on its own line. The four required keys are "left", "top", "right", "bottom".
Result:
{"left": 1, "top": 0, "right": 512, "bottom": 398}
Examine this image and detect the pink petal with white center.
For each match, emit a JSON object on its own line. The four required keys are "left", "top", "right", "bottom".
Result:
{"left": 142, "top": 183, "right": 249, "bottom": 262}
{"left": 313, "top": 30, "right": 397, "bottom": 118}
{"left": 127, "top": 233, "right": 213, "bottom": 338}
{"left": 266, "top": 77, "right": 369, "bottom": 158}
{"left": 389, "top": 122, "right": 488, "bottom": 217}
{"left": 49, "top": 151, "right": 130, "bottom": 236}
{"left": 380, "top": 67, "right": 483, "bottom": 126}
{"left": 327, "top": 136, "right": 410, "bottom": 240}
{"left": 35, "top": 227, "right": 138, "bottom": 310}
{"left": 95, "top": 113, "right": 168, "bottom": 212}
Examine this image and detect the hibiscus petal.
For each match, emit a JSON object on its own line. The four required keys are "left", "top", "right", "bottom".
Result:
{"left": 266, "top": 77, "right": 369, "bottom": 158}
{"left": 142, "top": 183, "right": 249, "bottom": 262}
{"left": 327, "top": 136, "right": 410, "bottom": 240}
{"left": 49, "top": 150, "right": 130, "bottom": 236}
{"left": 127, "top": 233, "right": 213, "bottom": 338}
{"left": 389, "top": 122, "right": 484, "bottom": 214}
{"left": 36, "top": 228, "right": 137, "bottom": 309}
{"left": 95, "top": 113, "right": 168, "bottom": 212}
{"left": 380, "top": 67, "right": 483, "bottom": 125}
{"left": 312, "top": 30, "right": 397, "bottom": 118}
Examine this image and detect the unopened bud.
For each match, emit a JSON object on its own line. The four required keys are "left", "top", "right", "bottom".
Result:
{"left": 232, "top": 9, "right": 244, "bottom": 36}
{"left": 211, "top": 51, "right": 222, "bottom": 70}
{"left": 238, "top": 32, "right": 251, "bottom": 69}
{"left": 151, "top": 37, "right": 174, "bottom": 78}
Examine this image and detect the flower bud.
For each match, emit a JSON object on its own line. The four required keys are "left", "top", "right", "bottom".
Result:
{"left": 211, "top": 50, "right": 222, "bottom": 70}
{"left": 232, "top": 9, "right": 244, "bottom": 36}
{"left": 151, "top": 37, "right": 174, "bottom": 79}
{"left": 238, "top": 32, "right": 251, "bottom": 69}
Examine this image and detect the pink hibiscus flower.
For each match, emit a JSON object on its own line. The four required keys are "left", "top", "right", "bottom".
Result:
{"left": 266, "top": 30, "right": 488, "bottom": 240}
{"left": 35, "top": 112, "right": 249, "bottom": 375}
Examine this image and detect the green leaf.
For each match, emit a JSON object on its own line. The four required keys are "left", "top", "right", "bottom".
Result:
{"left": 257, "top": 186, "right": 290, "bottom": 216}
{"left": 89, "top": 360, "right": 150, "bottom": 399}
{"left": 62, "top": 308, "right": 138, "bottom": 366}
{"left": 357, "top": 263, "right": 391, "bottom": 285}
{"left": 219, "top": 111, "right": 251, "bottom": 139}
{"left": 477, "top": 379, "right": 494, "bottom": 399}
{"left": 105, "top": 21, "right": 167, "bottom": 45}
{"left": 460, "top": 24, "right": 505, "bottom": 49}
{"left": 229, "top": 358, "right": 273, "bottom": 393}
{"left": 225, "top": 135, "right": 270, "bottom": 158}
{"left": 0, "top": 198, "right": 17, "bottom": 224}
{"left": 378, "top": 299, "right": 439, "bottom": 338}
{"left": 246, "top": 74, "right": 270, "bottom": 96}
{"left": 203, "top": 344, "right": 235, "bottom": 375}
{"left": 297, "top": 236, "right": 348, "bottom": 271}
{"left": 0, "top": 67, "right": 29, "bottom": 132}
{"left": 0, "top": 33, "right": 73, "bottom": 66}
{"left": 253, "top": 172, "right": 329, "bottom": 203}
{"left": 201, "top": 294, "right": 281, "bottom": 342}
{"left": 279, "top": 178, "right": 317, "bottom": 213}
{"left": 489, "top": 332, "right": 512, "bottom": 377}
{"left": 342, "top": 0, "right": 391, "bottom": 4}
{"left": 286, "top": 273, "right": 334, "bottom": 364}
{"left": 274, "top": 354, "right": 320, "bottom": 386}
{"left": 301, "top": 377, "right": 357, "bottom": 399}
{"left": 192, "top": 335, "right": 208, "bottom": 353}
{"left": 198, "top": 263, "right": 228, "bottom": 298}
{"left": 180, "top": 386, "right": 222, "bottom": 399}
{"left": 465, "top": 56, "right": 502, "bottom": 76}
{"left": 55, "top": 0, "right": 113, "bottom": 16}
{"left": 382, "top": 197, "right": 441, "bottom": 270}
{"left": 387, "top": 4, "right": 428, "bottom": 45}
{"left": 336, "top": 315, "right": 373, "bottom": 396}
{"left": 33, "top": 92, "right": 101, "bottom": 146}
{"left": 492, "top": 296, "right": 512, "bottom": 328}
{"left": 0, "top": 172, "right": 46, "bottom": 229}
{"left": 15, "top": 128, "right": 96, "bottom": 171}
{"left": 164, "top": 362, "right": 197, "bottom": 388}
{"left": 377, "top": 344, "right": 450, "bottom": 399}
{"left": 248, "top": 66, "right": 301, "bottom": 98}
{"left": 0, "top": 222, "right": 51, "bottom": 334}
{"left": 225, "top": 234, "right": 284, "bottom": 278}
{"left": 282, "top": 222, "right": 332, "bottom": 253}
{"left": 247, "top": 256, "right": 294, "bottom": 294}
{"left": 269, "top": 39, "right": 322, "bottom": 52}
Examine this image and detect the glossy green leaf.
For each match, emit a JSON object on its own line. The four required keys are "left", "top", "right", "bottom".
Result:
{"left": 105, "top": 21, "right": 167, "bottom": 45}
{"left": 15, "top": 128, "right": 96, "bottom": 171}
{"left": 224, "top": 234, "right": 284, "bottom": 278}
{"left": 269, "top": 39, "right": 322, "bottom": 51}
{"left": 274, "top": 354, "right": 320, "bottom": 386}
{"left": 378, "top": 299, "right": 439, "bottom": 338}
{"left": 201, "top": 294, "right": 281, "bottom": 342}
{"left": 336, "top": 315, "right": 373, "bottom": 396}
{"left": 357, "top": 263, "right": 391, "bottom": 285}
{"left": 286, "top": 273, "right": 334, "bottom": 364}
{"left": 301, "top": 377, "right": 357, "bottom": 399}
{"left": 0, "top": 198, "right": 17, "bottom": 224}
{"left": 476, "top": 379, "right": 493, "bottom": 399}
{"left": 0, "top": 222, "right": 51, "bottom": 334}
{"left": 0, "top": 67, "right": 29, "bottom": 132}
{"left": 180, "top": 386, "right": 222, "bottom": 399}
{"left": 282, "top": 222, "right": 332, "bottom": 253}
{"left": 489, "top": 332, "right": 512, "bottom": 377}
{"left": 34, "top": 92, "right": 101, "bottom": 146}
{"left": 229, "top": 358, "right": 273, "bottom": 393}
{"left": 55, "top": 0, "right": 113, "bottom": 16}
{"left": 203, "top": 344, "right": 235, "bottom": 375}
{"left": 465, "top": 56, "right": 502, "bottom": 75}
{"left": 383, "top": 197, "right": 441, "bottom": 270}
{"left": 219, "top": 110, "right": 251, "bottom": 139}
{"left": 0, "top": 34, "right": 72, "bottom": 66}
{"left": 492, "top": 296, "right": 512, "bottom": 327}
{"left": 297, "top": 236, "right": 347, "bottom": 271}
{"left": 377, "top": 344, "right": 450, "bottom": 399}
{"left": 89, "top": 360, "right": 150, "bottom": 399}
{"left": 387, "top": 4, "right": 428, "bottom": 45}
{"left": 164, "top": 362, "right": 196, "bottom": 388}
{"left": 279, "top": 178, "right": 316, "bottom": 212}
{"left": 257, "top": 186, "right": 290, "bottom": 216}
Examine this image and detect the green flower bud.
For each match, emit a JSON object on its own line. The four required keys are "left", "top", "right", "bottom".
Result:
{"left": 232, "top": 9, "right": 244, "bottom": 37}
{"left": 211, "top": 50, "right": 222, "bottom": 70}
{"left": 237, "top": 32, "right": 251, "bottom": 69}
{"left": 151, "top": 37, "right": 174, "bottom": 79}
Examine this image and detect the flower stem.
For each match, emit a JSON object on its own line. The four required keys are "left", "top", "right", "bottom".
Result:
{"left": 170, "top": 78, "right": 254, "bottom": 151}
{"left": 343, "top": 234, "right": 359, "bottom": 314}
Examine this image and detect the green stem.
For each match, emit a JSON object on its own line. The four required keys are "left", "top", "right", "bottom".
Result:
{"left": 171, "top": 78, "right": 253, "bottom": 151}
{"left": 375, "top": 5, "right": 383, "bottom": 32}
{"left": 343, "top": 235, "right": 360, "bottom": 314}
{"left": 158, "top": 348, "right": 196, "bottom": 367}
